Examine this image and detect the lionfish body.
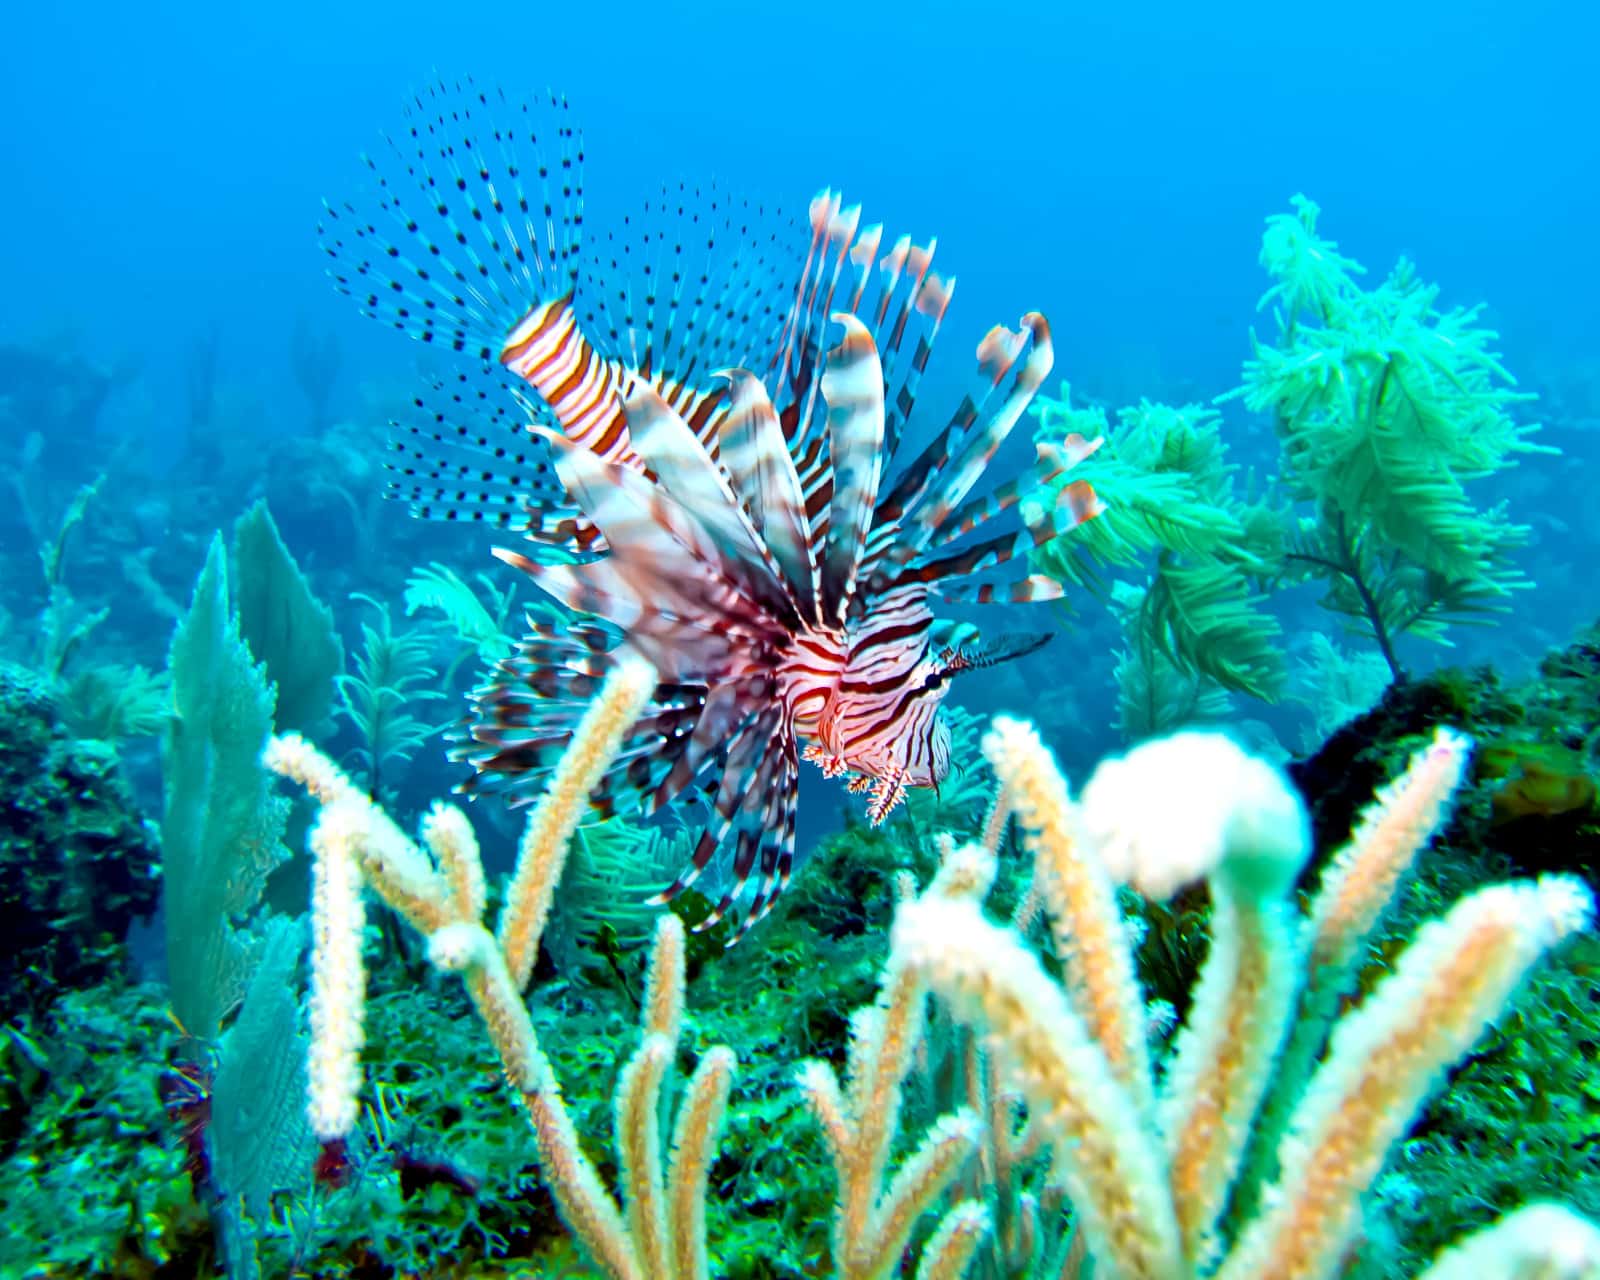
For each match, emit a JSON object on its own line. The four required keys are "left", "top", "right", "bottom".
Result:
{"left": 324, "top": 82, "right": 1104, "bottom": 938}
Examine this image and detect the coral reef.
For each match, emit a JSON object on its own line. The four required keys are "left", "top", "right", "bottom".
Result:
{"left": 0, "top": 661, "right": 159, "bottom": 1023}
{"left": 0, "top": 983, "right": 210, "bottom": 1277}
{"left": 239, "top": 659, "right": 1597, "bottom": 1279}
{"left": 1282, "top": 622, "right": 1600, "bottom": 1273}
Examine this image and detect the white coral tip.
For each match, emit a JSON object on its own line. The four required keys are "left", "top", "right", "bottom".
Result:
{"left": 428, "top": 922, "right": 489, "bottom": 973}
{"left": 1534, "top": 875, "right": 1594, "bottom": 942}
{"left": 1078, "top": 731, "right": 1309, "bottom": 900}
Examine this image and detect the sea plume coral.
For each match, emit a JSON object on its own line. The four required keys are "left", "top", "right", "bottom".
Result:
{"left": 891, "top": 718, "right": 1596, "bottom": 1279}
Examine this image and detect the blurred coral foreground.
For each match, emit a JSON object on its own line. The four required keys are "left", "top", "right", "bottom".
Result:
{"left": 266, "top": 657, "right": 1600, "bottom": 1280}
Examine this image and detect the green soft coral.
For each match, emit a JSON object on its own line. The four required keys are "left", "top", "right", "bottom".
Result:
{"left": 403, "top": 561, "right": 519, "bottom": 667}
{"left": 1029, "top": 392, "right": 1288, "bottom": 717}
{"left": 1030, "top": 396, "right": 1267, "bottom": 577}
{"left": 333, "top": 593, "right": 446, "bottom": 801}
{"left": 161, "top": 535, "right": 291, "bottom": 1041}
{"left": 233, "top": 500, "right": 344, "bottom": 735}
{"left": 1230, "top": 194, "right": 1550, "bottom": 677}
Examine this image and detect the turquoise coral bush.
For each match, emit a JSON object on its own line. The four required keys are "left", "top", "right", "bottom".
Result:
{"left": 1027, "top": 196, "right": 1552, "bottom": 730}
{"left": 1027, "top": 393, "right": 1287, "bottom": 731}
{"left": 1232, "top": 194, "right": 1548, "bottom": 678}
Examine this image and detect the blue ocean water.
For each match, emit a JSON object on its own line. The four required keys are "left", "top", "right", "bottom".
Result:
{"left": 5, "top": 0, "right": 1593, "bottom": 448}
{"left": 3, "top": 0, "right": 1589, "bottom": 650}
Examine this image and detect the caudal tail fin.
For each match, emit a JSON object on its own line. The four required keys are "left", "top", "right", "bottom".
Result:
{"left": 323, "top": 82, "right": 803, "bottom": 477}
{"left": 318, "top": 77, "right": 584, "bottom": 362}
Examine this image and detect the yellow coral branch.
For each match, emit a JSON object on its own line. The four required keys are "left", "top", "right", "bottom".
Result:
{"left": 421, "top": 801, "right": 486, "bottom": 926}
{"left": 893, "top": 893, "right": 1183, "bottom": 1280}
{"left": 1219, "top": 877, "right": 1592, "bottom": 1280}
{"left": 1307, "top": 726, "right": 1472, "bottom": 983}
{"left": 643, "top": 914, "right": 686, "bottom": 1043}
{"left": 1160, "top": 887, "right": 1300, "bottom": 1267}
{"left": 983, "top": 716, "right": 1152, "bottom": 1113}
{"left": 862, "top": 1109, "right": 982, "bottom": 1279}
{"left": 304, "top": 800, "right": 367, "bottom": 1141}
{"left": 914, "top": 1202, "right": 992, "bottom": 1280}
{"left": 667, "top": 1047, "right": 736, "bottom": 1280}
{"left": 617, "top": 1034, "right": 672, "bottom": 1279}
{"left": 498, "top": 652, "right": 656, "bottom": 990}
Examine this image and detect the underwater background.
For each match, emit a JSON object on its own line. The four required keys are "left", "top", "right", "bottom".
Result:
{"left": 2, "top": 0, "right": 1598, "bottom": 1276}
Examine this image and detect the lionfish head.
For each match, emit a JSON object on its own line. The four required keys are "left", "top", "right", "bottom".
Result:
{"left": 821, "top": 621, "right": 1052, "bottom": 793}
{"left": 822, "top": 650, "right": 955, "bottom": 789}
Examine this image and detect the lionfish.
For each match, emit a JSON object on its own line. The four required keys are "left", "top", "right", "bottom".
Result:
{"left": 322, "top": 81, "right": 1104, "bottom": 941}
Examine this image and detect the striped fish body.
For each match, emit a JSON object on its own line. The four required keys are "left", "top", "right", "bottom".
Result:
{"left": 324, "top": 83, "right": 1105, "bottom": 939}
{"left": 795, "top": 589, "right": 950, "bottom": 782}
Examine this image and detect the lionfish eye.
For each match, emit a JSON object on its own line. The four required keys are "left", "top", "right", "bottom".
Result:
{"left": 922, "top": 671, "right": 945, "bottom": 691}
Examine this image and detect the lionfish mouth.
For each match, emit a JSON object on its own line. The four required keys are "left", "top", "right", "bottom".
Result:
{"left": 322, "top": 80, "right": 1104, "bottom": 942}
